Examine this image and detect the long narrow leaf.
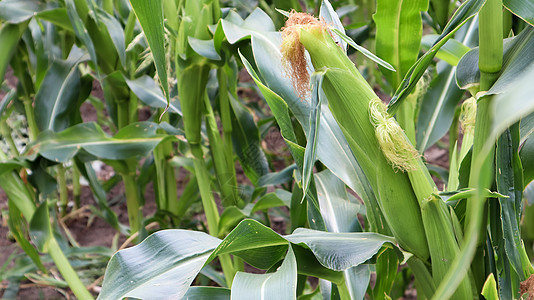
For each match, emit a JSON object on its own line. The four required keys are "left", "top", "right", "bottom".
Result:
{"left": 129, "top": 0, "right": 169, "bottom": 103}
{"left": 388, "top": 0, "right": 486, "bottom": 114}
{"left": 373, "top": 0, "right": 428, "bottom": 87}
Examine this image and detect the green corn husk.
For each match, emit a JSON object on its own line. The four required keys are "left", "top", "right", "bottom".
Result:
{"left": 288, "top": 23, "right": 430, "bottom": 260}
{"left": 421, "top": 195, "right": 475, "bottom": 298}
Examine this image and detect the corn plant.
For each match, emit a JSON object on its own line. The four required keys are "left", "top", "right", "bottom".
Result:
{"left": 95, "top": 0, "right": 534, "bottom": 299}
{"left": 1, "top": 0, "right": 283, "bottom": 297}
{"left": 1, "top": 0, "right": 534, "bottom": 299}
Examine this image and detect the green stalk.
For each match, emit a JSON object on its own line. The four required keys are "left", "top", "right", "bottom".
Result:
{"left": 22, "top": 96, "right": 39, "bottom": 141}
{"left": 117, "top": 100, "right": 129, "bottom": 129}
{"left": 72, "top": 165, "right": 81, "bottom": 209}
{"left": 128, "top": 91, "right": 138, "bottom": 124}
{"left": 203, "top": 93, "right": 241, "bottom": 208}
{"left": 164, "top": 162, "right": 179, "bottom": 220}
{"left": 48, "top": 237, "right": 94, "bottom": 300}
{"left": 478, "top": 0, "right": 503, "bottom": 91}
{"left": 190, "top": 144, "right": 219, "bottom": 235}
{"left": 217, "top": 68, "right": 239, "bottom": 196}
{"left": 154, "top": 139, "right": 168, "bottom": 211}
{"left": 219, "top": 254, "right": 236, "bottom": 287}
{"left": 57, "top": 164, "right": 69, "bottom": 216}
{"left": 465, "top": 0, "right": 503, "bottom": 290}
{"left": 190, "top": 144, "right": 237, "bottom": 284}
{"left": 122, "top": 173, "right": 141, "bottom": 238}
{"left": 449, "top": 107, "right": 460, "bottom": 163}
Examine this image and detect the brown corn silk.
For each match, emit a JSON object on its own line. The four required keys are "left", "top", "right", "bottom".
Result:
{"left": 281, "top": 12, "right": 327, "bottom": 99}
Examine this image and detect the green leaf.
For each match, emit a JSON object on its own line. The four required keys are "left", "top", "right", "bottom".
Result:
{"left": 0, "top": 159, "right": 29, "bottom": 177}
{"left": 29, "top": 202, "right": 53, "bottom": 252}
{"left": 188, "top": 37, "right": 222, "bottom": 60}
{"left": 209, "top": 220, "right": 288, "bottom": 270}
{"left": 314, "top": 169, "right": 370, "bottom": 299}
{"left": 251, "top": 190, "right": 291, "bottom": 213}
{"left": 319, "top": 0, "right": 347, "bottom": 51}
{"left": 231, "top": 246, "right": 297, "bottom": 300}
{"left": 35, "top": 8, "right": 72, "bottom": 31}
{"left": 421, "top": 35, "right": 471, "bottom": 66}
{"left": 34, "top": 51, "right": 85, "bottom": 132}
{"left": 416, "top": 19, "right": 478, "bottom": 151}
{"left": 0, "top": 22, "right": 27, "bottom": 84}
{"left": 0, "top": 0, "right": 45, "bottom": 23}
{"left": 7, "top": 201, "right": 46, "bottom": 273}
{"left": 125, "top": 75, "right": 182, "bottom": 115}
{"left": 98, "top": 230, "right": 221, "bottom": 300}
{"left": 504, "top": 0, "right": 534, "bottom": 26}
{"left": 129, "top": 0, "right": 169, "bottom": 103}
{"left": 184, "top": 287, "right": 230, "bottom": 300}
{"left": 496, "top": 126, "right": 527, "bottom": 280}
{"left": 285, "top": 229, "right": 397, "bottom": 271}
{"left": 26, "top": 122, "right": 173, "bottom": 162}
{"left": 221, "top": 8, "right": 277, "bottom": 45}
{"left": 520, "top": 112, "right": 534, "bottom": 143}
{"left": 229, "top": 92, "right": 268, "bottom": 185}
{"left": 96, "top": 7, "right": 126, "bottom": 67}
{"left": 302, "top": 71, "right": 324, "bottom": 200}
{"left": 521, "top": 136, "right": 534, "bottom": 185}
{"left": 456, "top": 26, "right": 534, "bottom": 94}
{"left": 416, "top": 62, "right": 465, "bottom": 151}
{"left": 481, "top": 274, "right": 499, "bottom": 300}
{"left": 373, "top": 0, "right": 428, "bottom": 87}
{"left": 74, "top": 159, "right": 124, "bottom": 233}
{"left": 332, "top": 28, "right": 395, "bottom": 71}
{"left": 388, "top": 0, "right": 486, "bottom": 114}
{"left": 491, "top": 64, "right": 534, "bottom": 139}
{"left": 65, "top": 0, "right": 98, "bottom": 66}
{"left": 315, "top": 169, "right": 362, "bottom": 233}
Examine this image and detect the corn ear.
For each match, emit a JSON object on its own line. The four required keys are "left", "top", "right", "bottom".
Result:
{"left": 292, "top": 21, "right": 429, "bottom": 260}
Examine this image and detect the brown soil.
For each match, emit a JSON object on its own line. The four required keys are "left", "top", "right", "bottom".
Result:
{"left": 521, "top": 274, "right": 534, "bottom": 300}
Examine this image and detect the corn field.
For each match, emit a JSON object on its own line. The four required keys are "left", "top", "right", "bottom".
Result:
{"left": 1, "top": 0, "right": 534, "bottom": 299}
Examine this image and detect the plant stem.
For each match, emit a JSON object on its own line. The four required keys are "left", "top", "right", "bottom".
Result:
{"left": 47, "top": 237, "right": 94, "bottom": 300}
{"left": 190, "top": 144, "right": 219, "bottom": 236}
{"left": 164, "top": 162, "right": 179, "bottom": 221}
{"left": 72, "top": 164, "right": 81, "bottom": 209}
{"left": 154, "top": 145, "right": 168, "bottom": 210}
{"left": 219, "top": 254, "right": 236, "bottom": 287}
{"left": 22, "top": 96, "right": 39, "bottom": 140}
{"left": 478, "top": 0, "right": 503, "bottom": 91}
{"left": 57, "top": 164, "right": 69, "bottom": 216}
{"left": 465, "top": 0, "right": 503, "bottom": 291}
{"left": 122, "top": 173, "right": 141, "bottom": 239}
{"left": 190, "top": 144, "right": 237, "bottom": 284}
{"left": 203, "top": 93, "right": 241, "bottom": 208}
{"left": 218, "top": 69, "right": 241, "bottom": 204}
{"left": 117, "top": 100, "right": 129, "bottom": 129}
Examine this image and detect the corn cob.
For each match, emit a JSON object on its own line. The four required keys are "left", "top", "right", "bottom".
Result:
{"left": 281, "top": 14, "right": 430, "bottom": 260}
